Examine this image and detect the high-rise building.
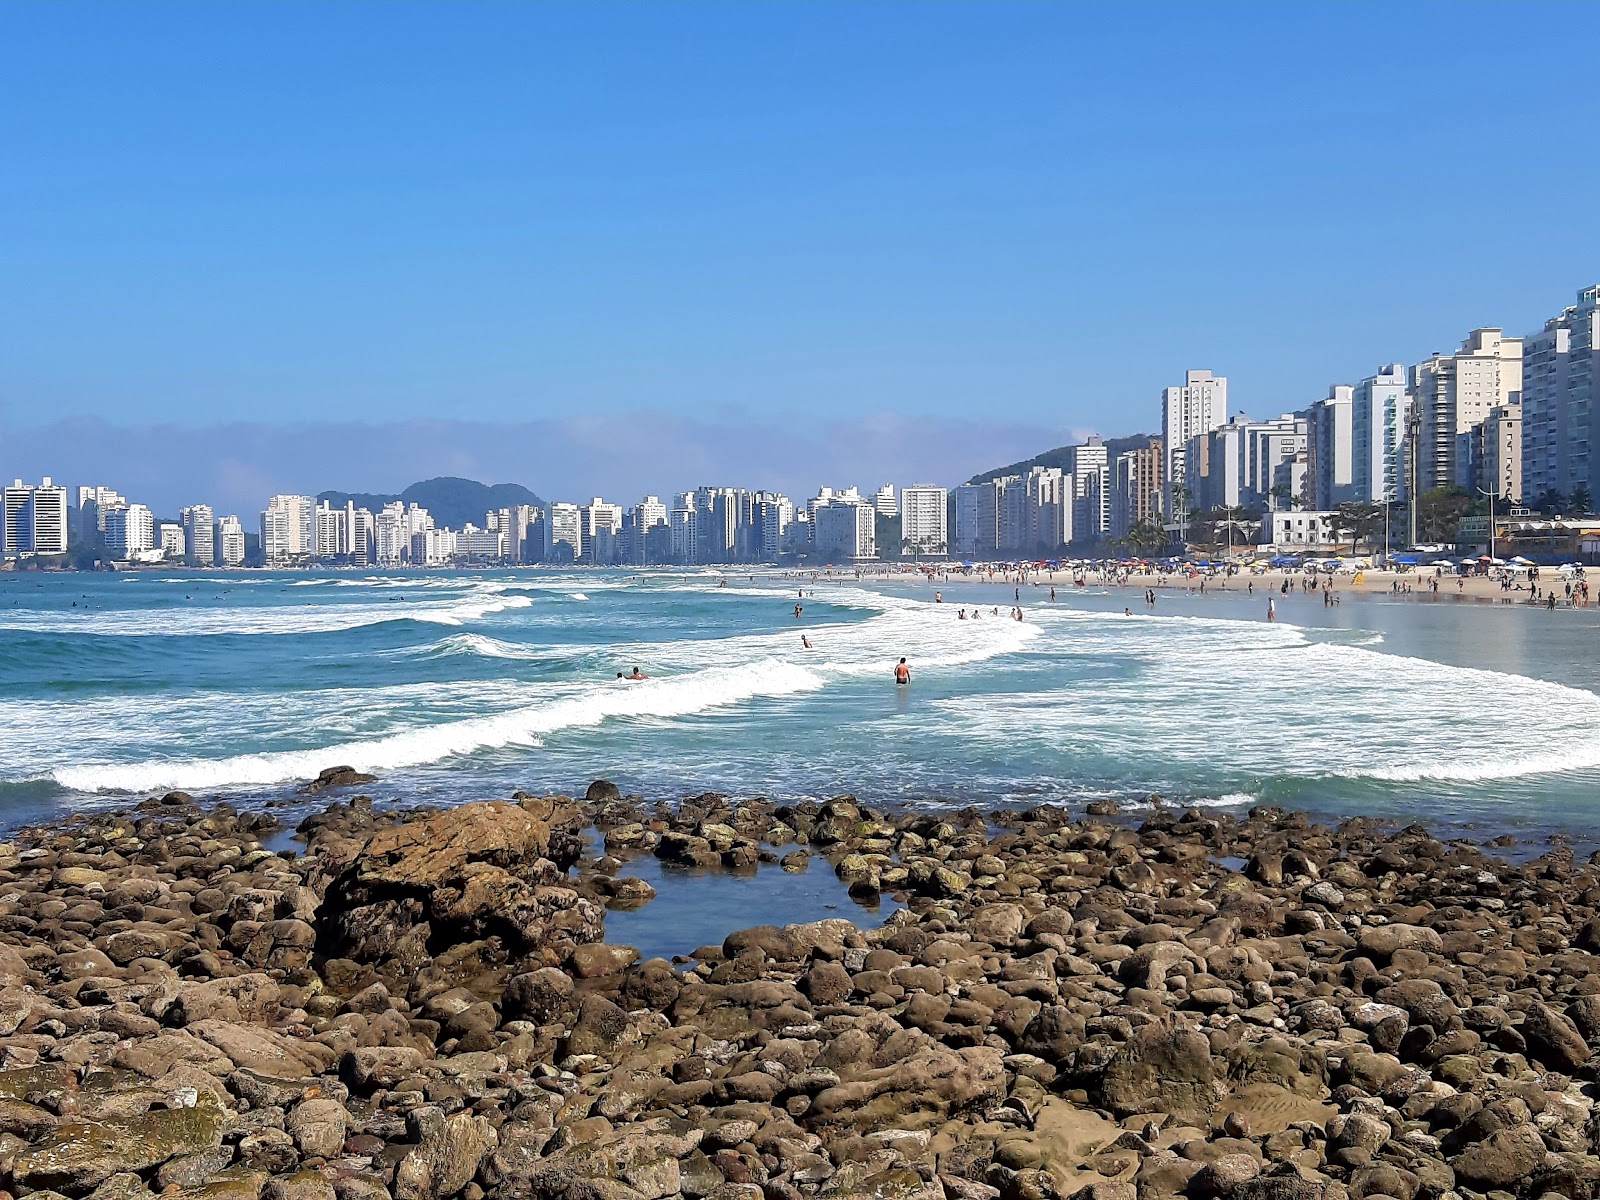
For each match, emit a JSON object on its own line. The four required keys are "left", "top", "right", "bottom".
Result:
{"left": 1110, "top": 439, "right": 1164, "bottom": 539}
{"left": 1521, "top": 285, "right": 1600, "bottom": 508}
{"left": 872, "top": 484, "right": 898, "bottom": 518}
{"left": 104, "top": 503, "right": 155, "bottom": 559}
{"left": 217, "top": 515, "right": 246, "bottom": 566}
{"left": 260, "top": 494, "right": 315, "bottom": 563}
{"left": 75, "top": 485, "right": 125, "bottom": 540}
{"left": 2, "top": 478, "right": 68, "bottom": 556}
{"left": 1410, "top": 328, "right": 1523, "bottom": 495}
{"left": 1351, "top": 364, "right": 1412, "bottom": 506}
{"left": 544, "top": 502, "right": 581, "bottom": 564}
{"left": 158, "top": 522, "right": 186, "bottom": 560}
{"left": 899, "top": 485, "right": 948, "bottom": 557}
{"left": 180, "top": 504, "right": 216, "bottom": 566}
{"left": 812, "top": 500, "right": 875, "bottom": 561}
{"left": 1305, "top": 386, "right": 1356, "bottom": 510}
{"left": 750, "top": 492, "right": 793, "bottom": 562}
{"left": 999, "top": 468, "right": 1071, "bottom": 554}
{"left": 1242, "top": 416, "right": 1306, "bottom": 508}
{"left": 578, "top": 498, "right": 623, "bottom": 564}
{"left": 375, "top": 502, "right": 410, "bottom": 566}
{"left": 346, "top": 504, "right": 375, "bottom": 565}
{"left": 1161, "top": 370, "right": 1228, "bottom": 515}
{"left": 953, "top": 479, "right": 1004, "bottom": 558}
{"left": 315, "top": 501, "right": 342, "bottom": 559}
{"left": 1071, "top": 438, "right": 1110, "bottom": 539}
{"left": 1481, "top": 404, "right": 1522, "bottom": 501}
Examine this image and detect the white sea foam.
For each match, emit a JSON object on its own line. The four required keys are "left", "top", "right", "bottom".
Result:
{"left": 924, "top": 607, "right": 1600, "bottom": 787}
{"left": 53, "top": 660, "right": 825, "bottom": 793}
{"left": 0, "top": 592, "right": 531, "bottom": 637}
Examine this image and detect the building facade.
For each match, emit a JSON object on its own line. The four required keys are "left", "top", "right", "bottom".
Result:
{"left": 1110, "top": 439, "right": 1164, "bottom": 539}
{"left": 1410, "top": 328, "right": 1523, "bottom": 495}
{"left": 1, "top": 478, "right": 69, "bottom": 556}
{"left": 1305, "top": 386, "right": 1356, "bottom": 510}
{"left": 899, "top": 485, "right": 948, "bottom": 556}
{"left": 181, "top": 504, "right": 216, "bottom": 566}
{"left": 1352, "top": 364, "right": 1411, "bottom": 506}
{"left": 1521, "top": 285, "right": 1600, "bottom": 509}
{"left": 1161, "top": 369, "right": 1228, "bottom": 516}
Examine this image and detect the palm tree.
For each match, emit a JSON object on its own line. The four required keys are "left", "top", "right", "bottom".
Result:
{"left": 1572, "top": 485, "right": 1593, "bottom": 516}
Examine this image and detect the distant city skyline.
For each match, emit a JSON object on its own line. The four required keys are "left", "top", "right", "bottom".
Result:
{"left": 3, "top": 2, "right": 1598, "bottom": 510}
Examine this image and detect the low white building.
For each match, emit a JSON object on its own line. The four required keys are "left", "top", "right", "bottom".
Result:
{"left": 1260, "top": 510, "right": 1341, "bottom": 549}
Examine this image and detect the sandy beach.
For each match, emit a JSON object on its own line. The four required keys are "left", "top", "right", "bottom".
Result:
{"left": 831, "top": 564, "right": 1592, "bottom": 608}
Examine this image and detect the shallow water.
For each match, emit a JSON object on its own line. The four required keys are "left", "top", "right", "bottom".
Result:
{"left": 601, "top": 851, "right": 903, "bottom": 964}
{"left": 3, "top": 568, "right": 1598, "bottom": 852}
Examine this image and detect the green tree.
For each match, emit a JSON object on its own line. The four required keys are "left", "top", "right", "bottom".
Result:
{"left": 1572, "top": 485, "right": 1593, "bottom": 516}
{"left": 1416, "top": 488, "right": 1473, "bottom": 544}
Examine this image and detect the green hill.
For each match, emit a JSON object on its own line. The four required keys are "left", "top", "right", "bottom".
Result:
{"left": 966, "top": 434, "right": 1159, "bottom": 485}
{"left": 317, "top": 477, "right": 545, "bottom": 531}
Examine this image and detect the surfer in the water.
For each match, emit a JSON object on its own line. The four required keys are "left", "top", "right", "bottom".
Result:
{"left": 894, "top": 658, "right": 910, "bottom": 686}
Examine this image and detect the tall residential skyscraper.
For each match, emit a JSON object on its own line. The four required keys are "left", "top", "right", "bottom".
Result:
{"left": 1410, "top": 328, "right": 1523, "bottom": 495}
{"left": 260, "top": 494, "right": 315, "bottom": 563}
{"left": 1304, "top": 386, "right": 1356, "bottom": 510}
{"left": 1161, "top": 370, "right": 1228, "bottom": 516}
{"left": 217, "top": 515, "right": 246, "bottom": 566}
{"left": 1351, "top": 364, "right": 1412, "bottom": 505}
{"left": 75, "top": 485, "right": 126, "bottom": 540}
{"left": 105, "top": 503, "right": 155, "bottom": 559}
{"left": 812, "top": 500, "right": 876, "bottom": 561}
{"left": 1110, "top": 439, "right": 1164, "bottom": 539}
{"left": 899, "top": 485, "right": 948, "bottom": 556}
{"left": 1521, "top": 285, "right": 1600, "bottom": 507}
{"left": 544, "top": 502, "right": 581, "bottom": 563}
{"left": 1072, "top": 437, "right": 1110, "bottom": 539}
{"left": 180, "top": 504, "right": 216, "bottom": 566}
{"left": 953, "top": 479, "right": 1004, "bottom": 558}
{"left": 2, "top": 478, "right": 69, "bottom": 556}
{"left": 1482, "top": 404, "right": 1522, "bottom": 501}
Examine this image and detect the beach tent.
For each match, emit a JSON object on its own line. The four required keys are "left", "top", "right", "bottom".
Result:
{"left": 1508, "top": 556, "right": 1533, "bottom": 565}
{"left": 1392, "top": 555, "right": 1421, "bottom": 565}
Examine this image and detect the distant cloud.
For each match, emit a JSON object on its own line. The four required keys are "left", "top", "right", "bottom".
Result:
{"left": 0, "top": 412, "right": 1082, "bottom": 516}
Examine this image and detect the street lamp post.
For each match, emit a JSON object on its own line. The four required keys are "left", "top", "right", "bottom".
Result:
{"left": 1476, "top": 486, "right": 1496, "bottom": 563}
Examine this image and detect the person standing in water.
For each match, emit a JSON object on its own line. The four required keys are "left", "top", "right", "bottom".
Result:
{"left": 894, "top": 658, "right": 910, "bottom": 685}
{"left": 1267, "top": 598, "right": 1276, "bottom": 622}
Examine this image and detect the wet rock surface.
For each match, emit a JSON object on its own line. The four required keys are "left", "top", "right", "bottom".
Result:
{"left": 0, "top": 789, "right": 1598, "bottom": 1200}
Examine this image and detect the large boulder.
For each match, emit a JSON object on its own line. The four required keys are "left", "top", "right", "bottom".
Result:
{"left": 1096, "top": 1023, "right": 1220, "bottom": 1126}
{"left": 316, "top": 800, "right": 601, "bottom": 979}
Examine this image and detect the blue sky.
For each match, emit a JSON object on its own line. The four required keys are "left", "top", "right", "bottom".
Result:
{"left": 2, "top": 1, "right": 1597, "bottom": 512}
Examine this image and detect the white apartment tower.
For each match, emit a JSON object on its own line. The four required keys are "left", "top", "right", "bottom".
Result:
{"left": 1, "top": 478, "right": 69, "bottom": 556}
{"left": 545, "top": 502, "right": 581, "bottom": 563}
{"left": 1410, "top": 329, "right": 1523, "bottom": 495}
{"left": 1351, "top": 364, "right": 1412, "bottom": 506}
{"left": 1071, "top": 438, "right": 1110, "bottom": 539}
{"left": 1305, "top": 385, "right": 1356, "bottom": 510}
{"left": 899, "top": 485, "right": 948, "bottom": 556}
{"left": 1161, "top": 370, "right": 1229, "bottom": 516}
{"left": 181, "top": 504, "right": 216, "bottom": 566}
{"left": 75, "top": 485, "right": 126, "bottom": 540}
{"left": 1521, "top": 285, "right": 1600, "bottom": 508}
{"left": 1482, "top": 404, "right": 1522, "bottom": 501}
{"left": 260, "top": 494, "right": 315, "bottom": 563}
{"left": 217, "top": 515, "right": 246, "bottom": 566}
{"left": 812, "top": 500, "right": 876, "bottom": 561}
{"left": 953, "top": 480, "right": 1004, "bottom": 558}
{"left": 104, "top": 503, "right": 155, "bottom": 559}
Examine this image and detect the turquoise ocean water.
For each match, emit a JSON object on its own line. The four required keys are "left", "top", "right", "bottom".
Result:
{"left": 3, "top": 569, "right": 1599, "bottom": 850}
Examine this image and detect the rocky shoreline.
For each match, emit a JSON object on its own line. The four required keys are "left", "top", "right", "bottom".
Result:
{"left": 0, "top": 782, "right": 1597, "bottom": 1200}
